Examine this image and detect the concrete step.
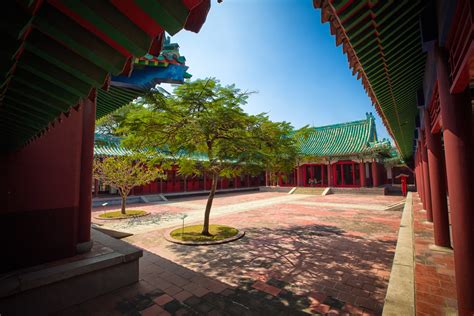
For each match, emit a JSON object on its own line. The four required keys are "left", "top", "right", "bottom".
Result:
{"left": 329, "top": 187, "right": 387, "bottom": 195}
{"left": 292, "top": 187, "right": 327, "bottom": 195}
{"left": 0, "top": 229, "right": 142, "bottom": 315}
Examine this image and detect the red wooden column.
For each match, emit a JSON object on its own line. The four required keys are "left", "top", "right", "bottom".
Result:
{"left": 77, "top": 94, "right": 96, "bottom": 253}
{"left": 295, "top": 166, "right": 299, "bottom": 186}
{"left": 327, "top": 163, "right": 333, "bottom": 186}
{"left": 417, "top": 142, "right": 426, "bottom": 204}
{"left": 359, "top": 161, "right": 366, "bottom": 187}
{"left": 415, "top": 150, "right": 423, "bottom": 201}
{"left": 424, "top": 109, "right": 451, "bottom": 247}
{"left": 371, "top": 160, "right": 379, "bottom": 187}
{"left": 436, "top": 47, "right": 474, "bottom": 315}
{"left": 420, "top": 132, "right": 433, "bottom": 221}
{"left": 93, "top": 179, "right": 99, "bottom": 197}
{"left": 418, "top": 150, "right": 424, "bottom": 201}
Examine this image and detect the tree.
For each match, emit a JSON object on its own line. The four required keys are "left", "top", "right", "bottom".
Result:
{"left": 93, "top": 155, "right": 164, "bottom": 214}
{"left": 120, "top": 78, "right": 275, "bottom": 235}
{"left": 256, "top": 118, "right": 310, "bottom": 186}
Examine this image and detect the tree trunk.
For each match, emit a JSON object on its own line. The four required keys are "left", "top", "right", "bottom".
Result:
{"left": 121, "top": 194, "right": 127, "bottom": 215}
{"left": 202, "top": 173, "right": 217, "bottom": 236}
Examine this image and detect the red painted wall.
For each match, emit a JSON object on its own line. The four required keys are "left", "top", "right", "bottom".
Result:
{"left": 0, "top": 107, "right": 85, "bottom": 272}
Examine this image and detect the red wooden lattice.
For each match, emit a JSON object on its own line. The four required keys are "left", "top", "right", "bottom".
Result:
{"left": 428, "top": 83, "right": 441, "bottom": 134}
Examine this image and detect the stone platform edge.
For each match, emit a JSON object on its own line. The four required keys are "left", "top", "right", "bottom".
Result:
{"left": 382, "top": 192, "right": 415, "bottom": 316}
{"left": 0, "top": 228, "right": 143, "bottom": 315}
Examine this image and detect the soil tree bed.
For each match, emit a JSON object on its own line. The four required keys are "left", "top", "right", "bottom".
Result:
{"left": 167, "top": 224, "right": 244, "bottom": 245}
{"left": 97, "top": 210, "right": 148, "bottom": 220}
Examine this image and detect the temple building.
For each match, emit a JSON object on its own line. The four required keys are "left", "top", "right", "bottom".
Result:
{"left": 93, "top": 113, "right": 403, "bottom": 196}
{"left": 294, "top": 113, "right": 394, "bottom": 188}
{"left": 93, "top": 133, "right": 266, "bottom": 195}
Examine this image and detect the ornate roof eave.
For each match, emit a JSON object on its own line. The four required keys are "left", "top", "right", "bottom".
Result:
{"left": 314, "top": 0, "right": 399, "bottom": 155}
{"left": 313, "top": 1, "right": 425, "bottom": 160}
{"left": 0, "top": 0, "right": 211, "bottom": 151}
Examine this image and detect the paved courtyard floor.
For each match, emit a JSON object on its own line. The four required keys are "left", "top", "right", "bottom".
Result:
{"left": 69, "top": 191, "right": 404, "bottom": 315}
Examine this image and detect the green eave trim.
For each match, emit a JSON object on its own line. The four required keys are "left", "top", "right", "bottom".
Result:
{"left": 96, "top": 86, "right": 143, "bottom": 119}
{"left": 315, "top": 0, "right": 427, "bottom": 159}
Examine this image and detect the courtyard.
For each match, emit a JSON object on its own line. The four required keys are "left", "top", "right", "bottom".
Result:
{"left": 70, "top": 191, "right": 405, "bottom": 315}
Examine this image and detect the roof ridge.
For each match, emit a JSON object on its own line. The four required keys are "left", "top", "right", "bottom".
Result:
{"left": 311, "top": 117, "right": 371, "bottom": 131}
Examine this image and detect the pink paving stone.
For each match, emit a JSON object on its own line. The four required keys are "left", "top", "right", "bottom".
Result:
{"left": 412, "top": 193, "right": 457, "bottom": 314}
{"left": 183, "top": 283, "right": 209, "bottom": 297}
{"left": 309, "top": 291, "right": 327, "bottom": 305}
{"left": 251, "top": 281, "right": 268, "bottom": 292}
{"left": 313, "top": 304, "right": 331, "bottom": 314}
{"left": 163, "top": 284, "right": 183, "bottom": 296}
{"left": 251, "top": 280, "right": 281, "bottom": 296}
{"left": 140, "top": 304, "right": 165, "bottom": 316}
{"left": 173, "top": 290, "right": 193, "bottom": 302}
{"left": 342, "top": 303, "right": 365, "bottom": 315}
{"left": 153, "top": 294, "right": 174, "bottom": 306}
{"left": 90, "top": 192, "right": 403, "bottom": 315}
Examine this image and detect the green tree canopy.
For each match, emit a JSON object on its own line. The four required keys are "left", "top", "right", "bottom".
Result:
{"left": 93, "top": 154, "right": 164, "bottom": 214}
{"left": 119, "top": 78, "right": 304, "bottom": 235}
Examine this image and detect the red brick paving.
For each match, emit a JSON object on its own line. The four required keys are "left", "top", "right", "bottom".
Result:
{"left": 170, "top": 191, "right": 283, "bottom": 206}
{"left": 65, "top": 192, "right": 405, "bottom": 315}
{"left": 92, "top": 191, "right": 282, "bottom": 218}
{"left": 251, "top": 280, "right": 281, "bottom": 296}
{"left": 153, "top": 294, "right": 174, "bottom": 306}
{"left": 125, "top": 192, "right": 403, "bottom": 315}
{"left": 140, "top": 304, "right": 166, "bottom": 316}
{"left": 412, "top": 193, "right": 457, "bottom": 315}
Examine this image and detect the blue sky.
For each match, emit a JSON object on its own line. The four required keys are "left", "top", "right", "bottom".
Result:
{"left": 171, "top": 0, "right": 392, "bottom": 141}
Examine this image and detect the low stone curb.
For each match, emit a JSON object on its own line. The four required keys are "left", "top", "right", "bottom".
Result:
{"left": 163, "top": 227, "right": 245, "bottom": 246}
{"left": 382, "top": 192, "right": 415, "bottom": 316}
{"left": 94, "top": 211, "right": 150, "bottom": 221}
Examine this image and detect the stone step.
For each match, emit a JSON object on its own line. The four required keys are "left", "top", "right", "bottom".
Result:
{"left": 329, "top": 187, "right": 387, "bottom": 195}
{"left": 292, "top": 187, "right": 326, "bottom": 195}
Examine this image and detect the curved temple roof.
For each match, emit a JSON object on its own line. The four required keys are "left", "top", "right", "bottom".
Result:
{"left": 95, "top": 114, "right": 392, "bottom": 162}
{"left": 299, "top": 113, "right": 391, "bottom": 158}
{"left": 313, "top": 0, "right": 426, "bottom": 159}
{"left": 0, "top": 0, "right": 210, "bottom": 151}
{"left": 94, "top": 133, "right": 209, "bottom": 162}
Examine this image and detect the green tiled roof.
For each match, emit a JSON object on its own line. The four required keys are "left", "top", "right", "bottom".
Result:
{"left": 299, "top": 113, "right": 391, "bottom": 157}
{"left": 94, "top": 134, "right": 209, "bottom": 161}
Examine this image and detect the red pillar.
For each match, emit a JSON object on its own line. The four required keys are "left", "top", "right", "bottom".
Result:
{"left": 424, "top": 109, "right": 451, "bottom": 247}
{"left": 327, "top": 163, "right": 333, "bottom": 186}
{"left": 371, "top": 160, "right": 379, "bottom": 187}
{"left": 417, "top": 142, "right": 426, "bottom": 204}
{"left": 415, "top": 151, "right": 422, "bottom": 200}
{"left": 436, "top": 47, "right": 474, "bottom": 315}
{"left": 295, "top": 167, "right": 299, "bottom": 186}
{"left": 93, "top": 179, "right": 99, "bottom": 197}
{"left": 359, "top": 161, "right": 366, "bottom": 187}
{"left": 420, "top": 133, "right": 433, "bottom": 221}
{"left": 77, "top": 95, "right": 96, "bottom": 253}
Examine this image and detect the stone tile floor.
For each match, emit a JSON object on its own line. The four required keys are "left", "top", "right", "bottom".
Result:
{"left": 412, "top": 194, "right": 457, "bottom": 315}
{"left": 65, "top": 192, "right": 405, "bottom": 315}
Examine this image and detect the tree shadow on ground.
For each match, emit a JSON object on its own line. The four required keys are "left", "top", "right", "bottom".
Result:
{"left": 164, "top": 224, "right": 397, "bottom": 314}
{"left": 62, "top": 248, "right": 313, "bottom": 316}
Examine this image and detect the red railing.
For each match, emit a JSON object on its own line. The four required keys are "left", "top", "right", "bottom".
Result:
{"left": 428, "top": 83, "right": 441, "bottom": 133}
